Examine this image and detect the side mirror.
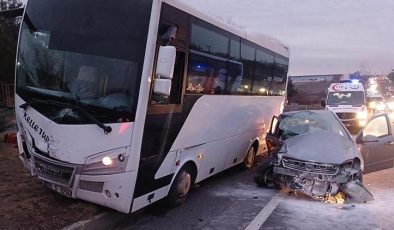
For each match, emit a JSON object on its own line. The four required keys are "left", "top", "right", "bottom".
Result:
{"left": 363, "top": 135, "right": 379, "bottom": 143}
{"left": 270, "top": 136, "right": 281, "bottom": 145}
{"left": 321, "top": 100, "right": 326, "bottom": 107}
{"left": 154, "top": 46, "right": 176, "bottom": 96}
{"left": 154, "top": 79, "right": 172, "bottom": 96}
{"left": 161, "top": 25, "right": 178, "bottom": 45}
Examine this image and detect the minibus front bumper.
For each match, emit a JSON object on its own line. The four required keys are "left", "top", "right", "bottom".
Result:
{"left": 16, "top": 132, "right": 135, "bottom": 213}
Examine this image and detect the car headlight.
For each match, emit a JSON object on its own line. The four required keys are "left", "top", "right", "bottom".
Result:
{"left": 82, "top": 150, "right": 128, "bottom": 175}
{"left": 352, "top": 158, "right": 364, "bottom": 172}
{"left": 342, "top": 158, "right": 363, "bottom": 171}
{"left": 341, "top": 160, "right": 353, "bottom": 169}
{"left": 356, "top": 110, "right": 368, "bottom": 120}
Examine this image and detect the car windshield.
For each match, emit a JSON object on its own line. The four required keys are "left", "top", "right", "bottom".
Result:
{"left": 327, "top": 91, "right": 365, "bottom": 106}
{"left": 278, "top": 111, "right": 349, "bottom": 140}
{"left": 15, "top": 0, "right": 152, "bottom": 124}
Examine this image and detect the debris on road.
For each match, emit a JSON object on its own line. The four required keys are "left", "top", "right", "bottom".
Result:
{"left": 342, "top": 180, "right": 374, "bottom": 203}
{"left": 325, "top": 192, "right": 346, "bottom": 204}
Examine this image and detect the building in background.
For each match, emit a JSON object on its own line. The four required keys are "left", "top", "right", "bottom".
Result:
{"left": 288, "top": 74, "right": 344, "bottom": 105}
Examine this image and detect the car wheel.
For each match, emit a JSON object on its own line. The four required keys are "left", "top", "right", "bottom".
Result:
{"left": 243, "top": 145, "right": 256, "bottom": 169}
{"left": 254, "top": 160, "right": 275, "bottom": 188}
{"left": 166, "top": 166, "right": 192, "bottom": 208}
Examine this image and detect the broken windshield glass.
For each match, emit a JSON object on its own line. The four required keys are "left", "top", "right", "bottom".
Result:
{"left": 279, "top": 111, "right": 348, "bottom": 140}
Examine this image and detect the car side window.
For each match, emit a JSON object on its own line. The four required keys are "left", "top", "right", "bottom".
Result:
{"left": 364, "top": 116, "right": 389, "bottom": 138}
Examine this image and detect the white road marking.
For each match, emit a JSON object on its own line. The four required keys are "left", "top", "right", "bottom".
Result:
{"left": 245, "top": 193, "right": 282, "bottom": 230}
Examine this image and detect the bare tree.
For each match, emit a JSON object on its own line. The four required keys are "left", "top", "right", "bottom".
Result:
{"left": 0, "top": 0, "right": 23, "bottom": 11}
{"left": 0, "top": 0, "right": 23, "bottom": 84}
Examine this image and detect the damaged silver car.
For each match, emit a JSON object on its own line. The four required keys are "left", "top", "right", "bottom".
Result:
{"left": 254, "top": 110, "right": 394, "bottom": 202}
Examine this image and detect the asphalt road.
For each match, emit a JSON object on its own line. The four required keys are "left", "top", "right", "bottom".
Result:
{"left": 110, "top": 114, "right": 394, "bottom": 230}
{"left": 114, "top": 161, "right": 394, "bottom": 230}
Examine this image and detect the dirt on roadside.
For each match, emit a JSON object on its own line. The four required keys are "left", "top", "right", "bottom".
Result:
{"left": 0, "top": 134, "right": 106, "bottom": 230}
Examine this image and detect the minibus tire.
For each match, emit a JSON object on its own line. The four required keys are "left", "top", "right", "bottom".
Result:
{"left": 243, "top": 146, "right": 256, "bottom": 169}
{"left": 165, "top": 166, "right": 192, "bottom": 208}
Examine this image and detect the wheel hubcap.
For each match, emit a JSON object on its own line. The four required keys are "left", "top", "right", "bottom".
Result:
{"left": 177, "top": 171, "right": 191, "bottom": 198}
{"left": 245, "top": 148, "right": 255, "bottom": 167}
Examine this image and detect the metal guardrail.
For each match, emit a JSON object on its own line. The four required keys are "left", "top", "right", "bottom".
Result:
{"left": 0, "top": 82, "right": 14, "bottom": 107}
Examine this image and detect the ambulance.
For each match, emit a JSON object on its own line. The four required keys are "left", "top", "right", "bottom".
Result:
{"left": 322, "top": 81, "right": 368, "bottom": 133}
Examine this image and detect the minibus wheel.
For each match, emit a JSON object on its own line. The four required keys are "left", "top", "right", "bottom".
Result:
{"left": 243, "top": 145, "right": 256, "bottom": 168}
{"left": 166, "top": 166, "right": 192, "bottom": 207}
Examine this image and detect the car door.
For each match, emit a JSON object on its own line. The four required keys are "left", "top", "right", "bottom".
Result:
{"left": 357, "top": 114, "right": 394, "bottom": 174}
{"left": 265, "top": 116, "right": 280, "bottom": 154}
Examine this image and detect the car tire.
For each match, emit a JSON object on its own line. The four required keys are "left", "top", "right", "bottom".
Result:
{"left": 254, "top": 159, "right": 275, "bottom": 188}
{"left": 243, "top": 145, "right": 256, "bottom": 169}
{"left": 165, "top": 166, "right": 193, "bottom": 208}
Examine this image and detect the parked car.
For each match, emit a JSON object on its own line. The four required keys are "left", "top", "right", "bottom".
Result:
{"left": 254, "top": 110, "right": 394, "bottom": 202}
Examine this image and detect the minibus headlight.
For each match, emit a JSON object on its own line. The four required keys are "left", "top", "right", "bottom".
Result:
{"left": 102, "top": 156, "right": 113, "bottom": 166}
{"left": 82, "top": 152, "right": 128, "bottom": 175}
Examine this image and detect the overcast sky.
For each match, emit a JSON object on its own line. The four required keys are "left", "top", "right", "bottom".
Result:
{"left": 181, "top": 0, "right": 394, "bottom": 76}
{"left": 19, "top": 0, "right": 394, "bottom": 76}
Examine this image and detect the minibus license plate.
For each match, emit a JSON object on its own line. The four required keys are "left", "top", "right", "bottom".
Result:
{"left": 45, "top": 182, "right": 72, "bottom": 197}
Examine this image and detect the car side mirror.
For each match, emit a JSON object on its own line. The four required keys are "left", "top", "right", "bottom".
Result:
{"left": 266, "top": 134, "right": 281, "bottom": 153}
{"left": 161, "top": 25, "right": 178, "bottom": 45}
{"left": 154, "top": 46, "right": 176, "bottom": 96}
{"left": 321, "top": 100, "right": 326, "bottom": 107}
{"left": 266, "top": 133, "right": 281, "bottom": 145}
{"left": 271, "top": 136, "right": 281, "bottom": 145}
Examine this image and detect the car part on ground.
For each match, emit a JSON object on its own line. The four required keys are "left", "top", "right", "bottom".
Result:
{"left": 342, "top": 180, "right": 374, "bottom": 202}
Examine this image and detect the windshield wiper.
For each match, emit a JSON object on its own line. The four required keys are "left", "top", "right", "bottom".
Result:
{"left": 20, "top": 98, "right": 112, "bottom": 134}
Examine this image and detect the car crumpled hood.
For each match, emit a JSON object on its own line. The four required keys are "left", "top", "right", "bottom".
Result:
{"left": 283, "top": 130, "right": 356, "bottom": 165}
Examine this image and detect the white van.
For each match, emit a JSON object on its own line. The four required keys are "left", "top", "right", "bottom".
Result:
{"left": 322, "top": 82, "right": 367, "bottom": 133}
